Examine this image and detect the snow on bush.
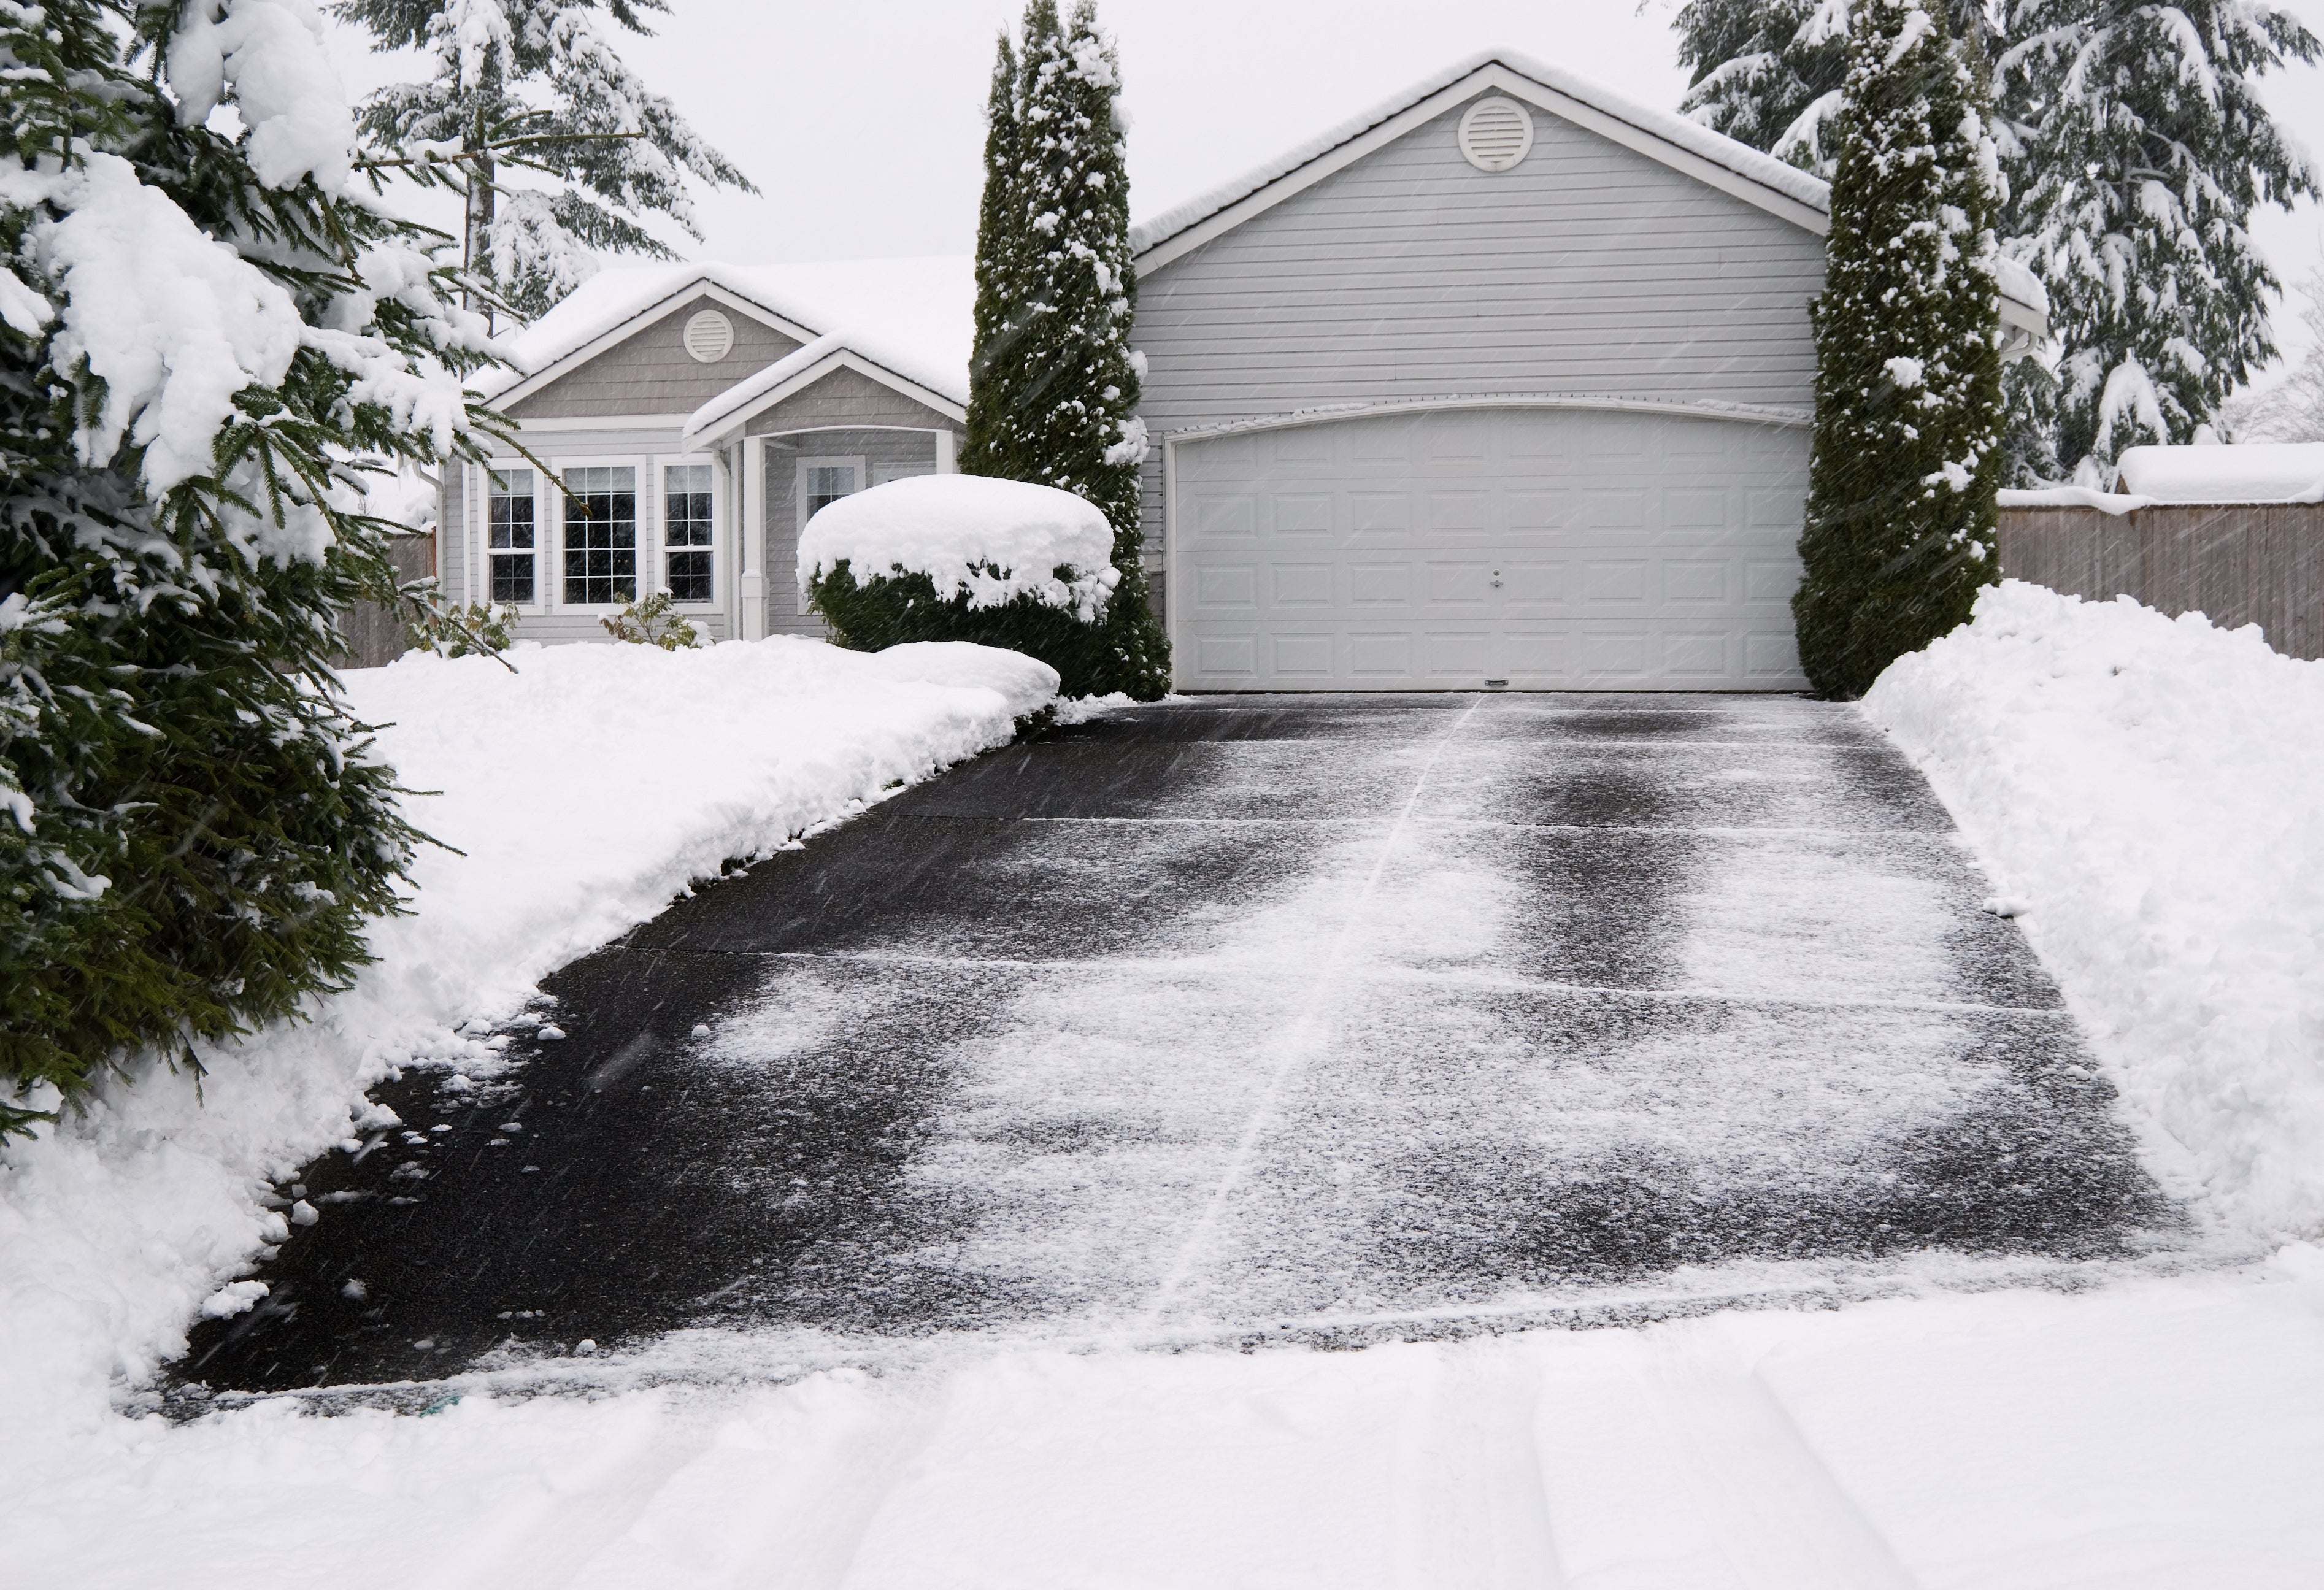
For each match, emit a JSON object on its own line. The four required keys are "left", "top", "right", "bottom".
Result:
{"left": 1865, "top": 581, "right": 2324, "bottom": 1236}
{"left": 798, "top": 474, "right": 1119, "bottom": 620}
{"left": 0, "top": 638, "right": 1056, "bottom": 1429}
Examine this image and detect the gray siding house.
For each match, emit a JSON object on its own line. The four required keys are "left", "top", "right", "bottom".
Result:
{"left": 1131, "top": 50, "right": 2044, "bottom": 691}
{"left": 439, "top": 52, "right": 2042, "bottom": 691}
{"left": 439, "top": 259, "right": 970, "bottom": 646}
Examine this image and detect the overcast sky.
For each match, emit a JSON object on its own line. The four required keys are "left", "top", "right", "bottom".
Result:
{"left": 326, "top": 0, "right": 2324, "bottom": 364}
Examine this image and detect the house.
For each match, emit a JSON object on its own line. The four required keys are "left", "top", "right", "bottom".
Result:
{"left": 437, "top": 258, "right": 972, "bottom": 645}
{"left": 1131, "top": 48, "right": 2045, "bottom": 691}
{"left": 440, "top": 49, "right": 2047, "bottom": 691}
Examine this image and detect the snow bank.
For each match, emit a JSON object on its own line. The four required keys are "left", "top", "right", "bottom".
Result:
{"left": 797, "top": 474, "right": 1119, "bottom": 618}
{"left": 0, "top": 638, "right": 1055, "bottom": 1432}
{"left": 2113, "top": 441, "right": 2324, "bottom": 504}
{"left": 1865, "top": 582, "right": 2324, "bottom": 1236}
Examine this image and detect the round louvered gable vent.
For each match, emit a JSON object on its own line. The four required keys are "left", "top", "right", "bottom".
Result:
{"left": 1458, "top": 97, "right": 1535, "bottom": 172}
{"left": 683, "top": 309, "right": 735, "bottom": 363}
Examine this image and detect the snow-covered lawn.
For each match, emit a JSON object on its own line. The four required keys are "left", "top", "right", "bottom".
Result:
{"left": 0, "top": 637, "right": 1056, "bottom": 1434}
{"left": 8, "top": 587, "right": 2324, "bottom": 1586}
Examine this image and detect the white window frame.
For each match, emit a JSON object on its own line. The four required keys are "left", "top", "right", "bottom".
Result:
{"left": 651, "top": 453, "right": 721, "bottom": 611}
{"left": 550, "top": 455, "right": 648, "bottom": 614}
{"left": 797, "top": 454, "right": 869, "bottom": 535}
{"left": 478, "top": 459, "right": 547, "bottom": 615}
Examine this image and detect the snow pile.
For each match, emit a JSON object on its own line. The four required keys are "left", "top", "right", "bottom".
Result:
{"left": 2114, "top": 442, "right": 2324, "bottom": 504}
{"left": 1865, "top": 581, "right": 2324, "bottom": 1235}
{"left": 798, "top": 474, "right": 1120, "bottom": 619}
{"left": 0, "top": 639, "right": 1055, "bottom": 1431}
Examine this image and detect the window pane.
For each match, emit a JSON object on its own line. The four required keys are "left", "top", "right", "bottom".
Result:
{"left": 667, "top": 550, "right": 713, "bottom": 602}
{"left": 664, "top": 464, "right": 714, "bottom": 549}
{"left": 489, "top": 470, "right": 534, "bottom": 551}
{"left": 562, "top": 466, "right": 636, "bottom": 605}
{"left": 490, "top": 552, "right": 534, "bottom": 605}
{"left": 804, "top": 463, "right": 858, "bottom": 523}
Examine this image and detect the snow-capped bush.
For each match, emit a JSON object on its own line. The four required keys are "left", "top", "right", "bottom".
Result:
{"left": 801, "top": 474, "right": 1127, "bottom": 697}
{"left": 799, "top": 474, "right": 1118, "bottom": 620}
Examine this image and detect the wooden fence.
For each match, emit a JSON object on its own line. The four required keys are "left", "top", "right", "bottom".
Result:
{"left": 1996, "top": 501, "right": 2324, "bottom": 661}
{"left": 337, "top": 531, "right": 436, "bottom": 670}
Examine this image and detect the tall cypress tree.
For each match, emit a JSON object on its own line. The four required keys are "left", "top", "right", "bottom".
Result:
{"left": 964, "top": 31, "right": 1022, "bottom": 479}
{"left": 1998, "top": 1, "right": 2318, "bottom": 476}
{"left": 1793, "top": 0, "right": 2006, "bottom": 698}
{"left": 964, "top": 0, "right": 1169, "bottom": 700}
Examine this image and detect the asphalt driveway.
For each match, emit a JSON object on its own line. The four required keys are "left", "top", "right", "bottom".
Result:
{"left": 185, "top": 694, "right": 2173, "bottom": 1392}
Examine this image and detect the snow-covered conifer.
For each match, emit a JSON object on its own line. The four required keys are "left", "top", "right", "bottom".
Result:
{"left": 1793, "top": 0, "right": 2006, "bottom": 697}
{"left": 963, "top": 0, "right": 1167, "bottom": 699}
{"left": 1, "top": 0, "right": 502, "bottom": 1133}
{"left": 1677, "top": 0, "right": 1997, "bottom": 172}
{"left": 1999, "top": 1, "right": 2318, "bottom": 475}
{"left": 334, "top": 0, "right": 753, "bottom": 323}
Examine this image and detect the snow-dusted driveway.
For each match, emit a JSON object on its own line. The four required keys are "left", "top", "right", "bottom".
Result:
{"left": 188, "top": 694, "right": 2172, "bottom": 1391}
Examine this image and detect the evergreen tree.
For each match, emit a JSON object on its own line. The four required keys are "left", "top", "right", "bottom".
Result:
{"left": 1677, "top": 0, "right": 1998, "bottom": 172}
{"left": 963, "top": 0, "right": 1169, "bottom": 700}
{"left": 1793, "top": 0, "right": 2006, "bottom": 698}
{"left": 1, "top": 0, "right": 502, "bottom": 1134}
{"left": 1998, "top": 1, "right": 2318, "bottom": 476}
{"left": 333, "top": 0, "right": 754, "bottom": 325}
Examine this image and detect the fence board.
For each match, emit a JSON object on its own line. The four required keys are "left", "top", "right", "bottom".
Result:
{"left": 337, "top": 532, "right": 436, "bottom": 670}
{"left": 1997, "top": 502, "right": 2324, "bottom": 661}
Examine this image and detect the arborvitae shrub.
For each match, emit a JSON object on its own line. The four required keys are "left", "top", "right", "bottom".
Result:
{"left": 1791, "top": 0, "right": 2005, "bottom": 699}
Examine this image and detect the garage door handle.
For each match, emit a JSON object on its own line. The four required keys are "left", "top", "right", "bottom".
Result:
{"left": 1489, "top": 571, "right": 1503, "bottom": 588}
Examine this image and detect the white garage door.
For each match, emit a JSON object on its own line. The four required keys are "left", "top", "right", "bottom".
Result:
{"left": 1171, "top": 405, "right": 1810, "bottom": 691}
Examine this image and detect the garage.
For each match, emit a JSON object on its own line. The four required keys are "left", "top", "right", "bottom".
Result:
{"left": 1167, "top": 403, "right": 1811, "bottom": 691}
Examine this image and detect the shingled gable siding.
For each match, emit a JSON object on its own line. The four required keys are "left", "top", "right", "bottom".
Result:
{"left": 761, "top": 424, "right": 963, "bottom": 637}
{"left": 741, "top": 366, "right": 959, "bottom": 434}
{"left": 506, "top": 293, "right": 806, "bottom": 420}
{"left": 1131, "top": 90, "right": 1830, "bottom": 575}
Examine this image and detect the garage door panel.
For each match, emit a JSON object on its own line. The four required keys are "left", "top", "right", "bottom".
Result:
{"left": 1174, "top": 407, "right": 1809, "bottom": 691}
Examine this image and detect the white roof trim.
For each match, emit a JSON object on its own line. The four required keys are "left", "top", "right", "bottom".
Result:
{"left": 682, "top": 340, "right": 968, "bottom": 452}
{"left": 489, "top": 278, "right": 817, "bottom": 410}
{"left": 1162, "top": 393, "right": 1813, "bottom": 445}
{"left": 1133, "top": 53, "right": 1831, "bottom": 275}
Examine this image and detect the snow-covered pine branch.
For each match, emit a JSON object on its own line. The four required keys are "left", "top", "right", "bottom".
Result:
{"left": 1998, "top": 0, "right": 2319, "bottom": 478}
{"left": 334, "top": 0, "right": 756, "bottom": 324}
{"left": 0, "top": 0, "right": 509, "bottom": 1138}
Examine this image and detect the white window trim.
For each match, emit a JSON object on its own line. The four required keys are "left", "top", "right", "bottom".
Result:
{"left": 651, "top": 453, "right": 722, "bottom": 611}
{"left": 796, "top": 454, "right": 869, "bottom": 536}
{"left": 550, "top": 455, "right": 650, "bottom": 614}
{"left": 479, "top": 458, "right": 548, "bottom": 616}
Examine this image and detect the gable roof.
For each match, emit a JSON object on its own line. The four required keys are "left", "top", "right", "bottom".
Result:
{"left": 680, "top": 333, "right": 967, "bottom": 451}
{"left": 1130, "top": 48, "right": 2049, "bottom": 336}
{"left": 482, "top": 256, "right": 972, "bottom": 415}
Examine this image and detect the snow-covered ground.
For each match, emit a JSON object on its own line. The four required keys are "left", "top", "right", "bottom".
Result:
{"left": 9, "top": 588, "right": 2324, "bottom": 1585}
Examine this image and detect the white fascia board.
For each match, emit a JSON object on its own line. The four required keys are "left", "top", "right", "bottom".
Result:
{"left": 490, "top": 280, "right": 821, "bottom": 412}
{"left": 1162, "top": 393, "right": 1813, "bottom": 445}
{"left": 511, "top": 413, "right": 693, "bottom": 434}
{"left": 684, "top": 350, "right": 969, "bottom": 453}
{"left": 1135, "top": 63, "right": 1829, "bottom": 275}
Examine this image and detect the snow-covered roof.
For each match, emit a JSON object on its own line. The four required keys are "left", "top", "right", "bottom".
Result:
{"left": 1129, "top": 48, "right": 2050, "bottom": 336}
{"left": 2112, "top": 443, "right": 2324, "bottom": 505}
{"left": 481, "top": 256, "right": 972, "bottom": 410}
